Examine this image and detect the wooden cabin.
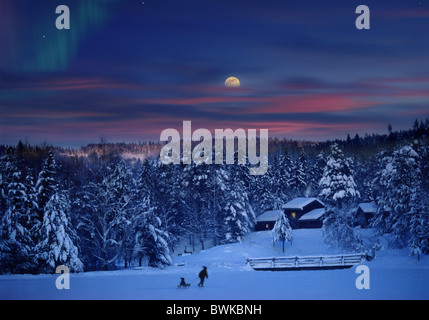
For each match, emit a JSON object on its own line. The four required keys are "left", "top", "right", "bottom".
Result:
{"left": 282, "top": 197, "right": 325, "bottom": 229}
{"left": 356, "top": 202, "right": 377, "bottom": 228}
{"left": 255, "top": 198, "right": 326, "bottom": 230}
{"left": 255, "top": 210, "right": 283, "bottom": 231}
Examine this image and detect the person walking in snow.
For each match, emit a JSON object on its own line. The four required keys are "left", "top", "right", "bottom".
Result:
{"left": 198, "top": 266, "right": 208, "bottom": 287}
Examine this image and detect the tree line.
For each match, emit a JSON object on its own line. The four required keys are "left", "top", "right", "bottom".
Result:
{"left": 0, "top": 119, "right": 428, "bottom": 273}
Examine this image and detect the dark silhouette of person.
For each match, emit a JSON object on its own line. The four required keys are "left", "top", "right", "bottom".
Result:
{"left": 178, "top": 277, "right": 189, "bottom": 288}
{"left": 198, "top": 266, "right": 208, "bottom": 287}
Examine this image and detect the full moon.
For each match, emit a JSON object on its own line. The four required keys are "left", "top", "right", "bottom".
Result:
{"left": 225, "top": 76, "right": 240, "bottom": 87}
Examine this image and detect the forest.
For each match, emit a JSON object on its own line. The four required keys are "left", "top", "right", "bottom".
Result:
{"left": 0, "top": 119, "right": 428, "bottom": 274}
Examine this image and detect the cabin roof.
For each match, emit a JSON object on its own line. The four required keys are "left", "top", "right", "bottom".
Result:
{"left": 298, "top": 208, "right": 325, "bottom": 221}
{"left": 358, "top": 202, "right": 377, "bottom": 213}
{"left": 256, "top": 209, "right": 282, "bottom": 222}
{"left": 282, "top": 197, "right": 324, "bottom": 210}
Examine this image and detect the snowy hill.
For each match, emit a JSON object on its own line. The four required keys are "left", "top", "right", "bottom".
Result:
{"left": 1, "top": 229, "right": 428, "bottom": 299}
{"left": 173, "top": 229, "right": 340, "bottom": 271}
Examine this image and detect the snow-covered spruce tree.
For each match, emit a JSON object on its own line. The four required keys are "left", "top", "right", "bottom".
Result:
{"left": 0, "top": 153, "right": 10, "bottom": 222}
{"left": 179, "top": 161, "right": 212, "bottom": 250}
{"left": 152, "top": 161, "right": 182, "bottom": 249}
{"left": 319, "top": 143, "right": 360, "bottom": 209}
{"left": 132, "top": 197, "right": 172, "bottom": 268}
{"left": 235, "top": 161, "right": 256, "bottom": 226}
{"left": 251, "top": 165, "right": 280, "bottom": 215}
{"left": 420, "top": 144, "right": 429, "bottom": 192}
{"left": 103, "top": 158, "right": 132, "bottom": 269}
{"left": 222, "top": 164, "right": 255, "bottom": 244}
{"left": 206, "top": 163, "right": 229, "bottom": 247}
{"left": 131, "top": 160, "right": 172, "bottom": 268}
{"left": 322, "top": 209, "right": 363, "bottom": 252}
{"left": 308, "top": 151, "right": 326, "bottom": 197}
{"left": 373, "top": 145, "right": 421, "bottom": 248}
{"left": 367, "top": 151, "right": 392, "bottom": 226}
{"left": 36, "top": 150, "right": 57, "bottom": 222}
{"left": 117, "top": 161, "right": 138, "bottom": 268}
{"left": 272, "top": 211, "right": 293, "bottom": 253}
{"left": 36, "top": 192, "right": 83, "bottom": 273}
{"left": 274, "top": 150, "right": 293, "bottom": 204}
{"left": 408, "top": 194, "right": 429, "bottom": 260}
{"left": 77, "top": 158, "right": 131, "bottom": 270}
{"left": 131, "top": 196, "right": 149, "bottom": 267}
{"left": 0, "top": 149, "right": 22, "bottom": 222}
{"left": 289, "top": 154, "right": 307, "bottom": 198}
{"left": 139, "top": 158, "right": 155, "bottom": 203}
{"left": 298, "top": 147, "right": 308, "bottom": 180}
{"left": 0, "top": 166, "right": 38, "bottom": 274}
{"left": 222, "top": 190, "right": 251, "bottom": 244}
{"left": 319, "top": 143, "right": 362, "bottom": 251}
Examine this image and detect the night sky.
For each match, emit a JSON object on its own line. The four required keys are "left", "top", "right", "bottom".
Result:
{"left": 1, "top": 0, "right": 429, "bottom": 147}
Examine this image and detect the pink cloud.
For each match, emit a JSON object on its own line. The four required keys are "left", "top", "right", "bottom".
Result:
{"left": 380, "top": 9, "right": 429, "bottom": 18}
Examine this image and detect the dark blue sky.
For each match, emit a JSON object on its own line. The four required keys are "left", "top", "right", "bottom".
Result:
{"left": 1, "top": 0, "right": 428, "bottom": 146}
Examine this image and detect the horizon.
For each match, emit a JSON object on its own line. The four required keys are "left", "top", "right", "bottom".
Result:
{"left": 2, "top": 116, "right": 425, "bottom": 151}
{"left": 1, "top": 1, "right": 429, "bottom": 147}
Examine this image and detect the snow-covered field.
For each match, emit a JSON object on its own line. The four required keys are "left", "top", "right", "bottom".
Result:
{"left": 1, "top": 229, "right": 428, "bottom": 300}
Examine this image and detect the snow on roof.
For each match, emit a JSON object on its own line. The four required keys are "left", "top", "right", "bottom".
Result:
{"left": 358, "top": 203, "right": 377, "bottom": 213}
{"left": 282, "top": 197, "right": 324, "bottom": 210}
{"left": 256, "top": 210, "right": 282, "bottom": 222}
{"left": 298, "top": 208, "right": 325, "bottom": 221}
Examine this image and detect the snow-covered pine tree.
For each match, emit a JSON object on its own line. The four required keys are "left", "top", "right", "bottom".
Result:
{"left": 0, "top": 165, "right": 37, "bottom": 274}
{"left": 373, "top": 145, "right": 421, "bottom": 248}
{"left": 131, "top": 195, "right": 149, "bottom": 267}
{"left": 104, "top": 158, "right": 132, "bottom": 268}
{"left": 152, "top": 161, "right": 181, "bottom": 248}
{"left": 367, "top": 151, "right": 392, "bottom": 234}
{"left": 289, "top": 150, "right": 307, "bottom": 198}
{"left": 36, "top": 191, "right": 83, "bottom": 273}
{"left": 23, "top": 168, "right": 38, "bottom": 220}
{"left": 272, "top": 211, "right": 293, "bottom": 253}
{"left": 113, "top": 160, "right": 135, "bottom": 268}
{"left": 420, "top": 144, "right": 429, "bottom": 192}
{"left": 77, "top": 157, "right": 132, "bottom": 270}
{"left": 36, "top": 150, "right": 57, "bottom": 222}
{"left": 319, "top": 143, "right": 362, "bottom": 251}
{"left": 133, "top": 197, "right": 172, "bottom": 268}
{"left": 0, "top": 154, "right": 9, "bottom": 222}
{"left": 298, "top": 147, "right": 308, "bottom": 179}
{"left": 322, "top": 208, "right": 363, "bottom": 252}
{"left": 370, "top": 153, "right": 392, "bottom": 233}
{"left": 233, "top": 162, "right": 256, "bottom": 227}
{"left": 408, "top": 194, "right": 429, "bottom": 260}
{"left": 308, "top": 151, "right": 325, "bottom": 197}
{"left": 319, "top": 143, "right": 360, "bottom": 209}
{"left": 139, "top": 158, "right": 155, "bottom": 203}
{"left": 251, "top": 166, "right": 280, "bottom": 215}
{"left": 0, "top": 149, "right": 17, "bottom": 222}
{"left": 222, "top": 164, "right": 255, "bottom": 244}
{"left": 206, "top": 164, "right": 229, "bottom": 247}
{"left": 179, "top": 160, "right": 215, "bottom": 250}
{"left": 222, "top": 190, "right": 251, "bottom": 244}
{"left": 276, "top": 150, "right": 293, "bottom": 204}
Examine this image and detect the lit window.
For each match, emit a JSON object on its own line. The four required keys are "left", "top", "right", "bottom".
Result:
{"left": 291, "top": 212, "right": 296, "bottom": 219}
{"left": 266, "top": 224, "right": 269, "bottom": 229}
